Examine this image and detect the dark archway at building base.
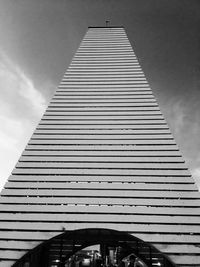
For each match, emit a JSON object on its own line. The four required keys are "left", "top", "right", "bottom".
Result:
{"left": 13, "top": 228, "right": 176, "bottom": 267}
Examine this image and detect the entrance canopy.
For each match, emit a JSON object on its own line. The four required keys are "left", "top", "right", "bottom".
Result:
{"left": 13, "top": 228, "right": 175, "bottom": 267}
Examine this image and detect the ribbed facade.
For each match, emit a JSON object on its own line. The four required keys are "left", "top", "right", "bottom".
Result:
{"left": 0, "top": 27, "right": 200, "bottom": 267}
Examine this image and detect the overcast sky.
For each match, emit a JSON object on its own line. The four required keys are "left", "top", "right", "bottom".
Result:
{"left": 0, "top": 0, "right": 200, "bottom": 190}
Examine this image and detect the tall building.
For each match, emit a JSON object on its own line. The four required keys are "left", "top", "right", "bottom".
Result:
{"left": 0, "top": 27, "right": 200, "bottom": 267}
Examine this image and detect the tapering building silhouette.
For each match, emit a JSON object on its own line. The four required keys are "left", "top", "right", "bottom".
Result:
{"left": 0, "top": 27, "right": 200, "bottom": 267}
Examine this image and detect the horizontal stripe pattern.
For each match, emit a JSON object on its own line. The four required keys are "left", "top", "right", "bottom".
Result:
{"left": 0, "top": 27, "right": 199, "bottom": 267}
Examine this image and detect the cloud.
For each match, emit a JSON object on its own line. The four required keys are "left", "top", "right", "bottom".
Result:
{"left": 160, "top": 96, "right": 200, "bottom": 191}
{"left": 191, "top": 168, "right": 200, "bottom": 190}
{"left": 0, "top": 50, "right": 47, "bottom": 190}
{"left": 0, "top": 51, "right": 46, "bottom": 117}
{"left": 165, "top": 100, "right": 185, "bottom": 136}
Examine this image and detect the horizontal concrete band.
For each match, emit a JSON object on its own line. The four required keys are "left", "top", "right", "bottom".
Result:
{"left": 0, "top": 26, "right": 199, "bottom": 267}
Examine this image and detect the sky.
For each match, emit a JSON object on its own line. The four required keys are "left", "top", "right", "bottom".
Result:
{"left": 0, "top": 0, "right": 200, "bottom": 190}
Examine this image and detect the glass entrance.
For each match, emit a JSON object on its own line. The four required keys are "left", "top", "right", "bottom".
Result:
{"left": 13, "top": 229, "right": 176, "bottom": 267}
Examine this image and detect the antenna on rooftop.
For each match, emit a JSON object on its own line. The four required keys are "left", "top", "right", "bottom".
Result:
{"left": 106, "top": 20, "right": 110, "bottom": 27}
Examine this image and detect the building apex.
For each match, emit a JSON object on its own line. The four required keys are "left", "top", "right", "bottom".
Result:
{"left": 88, "top": 26, "right": 124, "bottom": 29}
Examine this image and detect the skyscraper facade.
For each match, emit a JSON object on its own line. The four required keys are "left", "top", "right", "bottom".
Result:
{"left": 0, "top": 27, "right": 199, "bottom": 267}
